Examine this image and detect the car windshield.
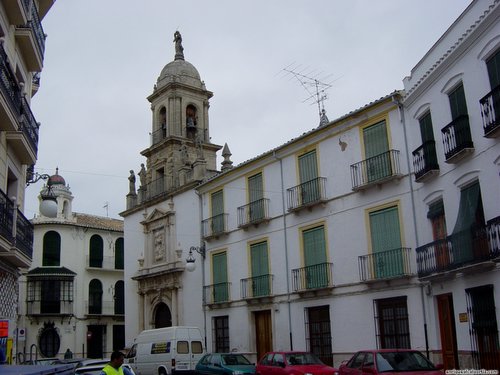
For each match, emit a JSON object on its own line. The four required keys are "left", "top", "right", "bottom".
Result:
{"left": 285, "top": 353, "right": 323, "bottom": 365}
{"left": 376, "top": 351, "right": 436, "bottom": 372}
{"left": 222, "top": 354, "right": 252, "bottom": 365}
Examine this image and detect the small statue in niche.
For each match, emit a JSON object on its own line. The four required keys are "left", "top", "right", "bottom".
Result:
{"left": 128, "top": 170, "right": 136, "bottom": 195}
{"left": 154, "top": 229, "right": 165, "bottom": 261}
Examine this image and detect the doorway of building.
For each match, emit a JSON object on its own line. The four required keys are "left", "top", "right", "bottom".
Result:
{"left": 254, "top": 310, "right": 272, "bottom": 362}
{"left": 87, "top": 325, "right": 105, "bottom": 358}
{"left": 436, "top": 294, "right": 458, "bottom": 369}
{"left": 306, "top": 306, "right": 332, "bottom": 365}
{"left": 154, "top": 302, "right": 172, "bottom": 328}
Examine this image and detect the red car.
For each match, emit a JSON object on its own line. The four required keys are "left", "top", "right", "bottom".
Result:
{"left": 338, "top": 349, "right": 443, "bottom": 375}
{"left": 256, "top": 351, "right": 338, "bottom": 375}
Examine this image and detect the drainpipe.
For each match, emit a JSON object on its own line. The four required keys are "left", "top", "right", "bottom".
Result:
{"left": 195, "top": 190, "right": 208, "bottom": 350}
{"left": 273, "top": 151, "right": 293, "bottom": 350}
{"left": 392, "top": 93, "right": 429, "bottom": 358}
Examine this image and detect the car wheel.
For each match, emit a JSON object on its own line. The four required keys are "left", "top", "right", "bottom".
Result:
{"left": 159, "top": 369, "right": 167, "bottom": 375}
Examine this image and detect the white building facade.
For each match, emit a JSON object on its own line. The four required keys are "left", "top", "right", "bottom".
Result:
{"left": 19, "top": 170, "right": 125, "bottom": 361}
{"left": 403, "top": 0, "right": 500, "bottom": 369}
{"left": 0, "top": 0, "right": 55, "bottom": 364}
{"left": 123, "top": 0, "right": 500, "bottom": 371}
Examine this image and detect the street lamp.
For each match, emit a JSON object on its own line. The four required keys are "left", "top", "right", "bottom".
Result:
{"left": 26, "top": 166, "right": 58, "bottom": 218}
{"left": 185, "top": 244, "right": 206, "bottom": 272}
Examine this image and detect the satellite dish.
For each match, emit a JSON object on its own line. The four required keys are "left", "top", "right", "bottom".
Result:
{"left": 40, "top": 197, "right": 58, "bottom": 218}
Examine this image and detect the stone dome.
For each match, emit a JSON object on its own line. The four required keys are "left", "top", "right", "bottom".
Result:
{"left": 156, "top": 59, "right": 203, "bottom": 90}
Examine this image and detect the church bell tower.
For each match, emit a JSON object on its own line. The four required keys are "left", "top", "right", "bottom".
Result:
{"left": 139, "top": 31, "right": 222, "bottom": 202}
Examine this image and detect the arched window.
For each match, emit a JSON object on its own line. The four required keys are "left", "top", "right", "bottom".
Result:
{"left": 115, "top": 237, "right": 124, "bottom": 270}
{"left": 186, "top": 104, "right": 197, "bottom": 139}
{"left": 88, "top": 279, "right": 103, "bottom": 314}
{"left": 42, "top": 231, "right": 61, "bottom": 266}
{"left": 114, "top": 280, "right": 124, "bottom": 315}
{"left": 89, "top": 235, "right": 103, "bottom": 268}
{"left": 160, "top": 107, "right": 167, "bottom": 138}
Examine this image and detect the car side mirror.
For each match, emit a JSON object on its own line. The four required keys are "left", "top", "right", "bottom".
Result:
{"left": 278, "top": 362, "right": 286, "bottom": 368}
{"left": 435, "top": 364, "right": 444, "bottom": 370}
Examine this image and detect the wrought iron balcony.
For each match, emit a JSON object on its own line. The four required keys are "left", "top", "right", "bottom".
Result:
{"left": 441, "top": 114, "right": 474, "bottom": 163}
{"left": 416, "top": 224, "right": 494, "bottom": 278}
{"left": 15, "top": 208, "right": 34, "bottom": 259}
{"left": 0, "top": 45, "right": 23, "bottom": 130}
{"left": 240, "top": 274, "right": 274, "bottom": 299}
{"left": 487, "top": 216, "right": 500, "bottom": 258}
{"left": 292, "top": 262, "right": 333, "bottom": 292}
{"left": 15, "top": 0, "right": 46, "bottom": 71}
{"left": 358, "top": 247, "right": 413, "bottom": 282}
{"left": 202, "top": 213, "right": 229, "bottom": 240}
{"left": 350, "top": 150, "right": 402, "bottom": 191}
{"left": 237, "top": 198, "right": 270, "bottom": 228}
{"left": 27, "top": 300, "right": 73, "bottom": 316}
{"left": 204, "top": 282, "right": 231, "bottom": 305}
{"left": 0, "top": 189, "right": 14, "bottom": 242}
{"left": 412, "top": 140, "right": 439, "bottom": 182}
{"left": 287, "top": 177, "right": 327, "bottom": 212}
{"left": 479, "top": 85, "right": 500, "bottom": 138}
{"left": 141, "top": 175, "right": 177, "bottom": 202}
{"left": 86, "top": 300, "right": 123, "bottom": 316}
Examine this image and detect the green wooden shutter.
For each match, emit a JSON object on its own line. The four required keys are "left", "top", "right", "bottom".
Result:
{"left": 419, "top": 112, "right": 435, "bottom": 142}
{"left": 363, "top": 121, "right": 390, "bottom": 182}
{"left": 449, "top": 84, "right": 468, "bottom": 119}
{"left": 248, "top": 173, "right": 264, "bottom": 221}
{"left": 487, "top": 49, "right": 500, "bottom": 89}
{"left": 115, "top": 238, "right": 124, "bottom": 270}
{"left": 89, "top": 235, "right": 103, "bottom": 268}
{"left": 299, "top": 150, "right": 319, "bottom": 203}
{"left": 250, "top": 241, "right": 269, "bottom": 296}
{"left": 303, "top": 226, "right": 327, "bottom": 288}
{"left": 211, "top": 190, "right": 224, "bottom": 234}
{"left": 212, "top": 252, "right": 228, "bottom": 302}
{"left": 369, "top": 206, "right": 403, "bottom": 278}
{"left": 43, "top": 231, "right": 61, "bottom": 266}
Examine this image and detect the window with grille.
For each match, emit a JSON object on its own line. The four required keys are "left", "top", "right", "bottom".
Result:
{"left": 374, "top": 296, "right": 410, "bottom": 349}
{"left": 305, "top": 305, "right": 332, "bottom": 365}
{"left": 213, "top": 316, "right": 229, "bottom": 353}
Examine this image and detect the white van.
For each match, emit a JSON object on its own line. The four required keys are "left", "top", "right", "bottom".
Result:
{"left": 127, "top": 326, "right": 205, "bottom": 375}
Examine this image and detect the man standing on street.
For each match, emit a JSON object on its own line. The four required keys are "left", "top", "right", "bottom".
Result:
{"left": 100, "top": 351, "right": 125, "bottom": 375}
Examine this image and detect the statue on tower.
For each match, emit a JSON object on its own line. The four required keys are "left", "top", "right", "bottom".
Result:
{"left": 174, "top": 31, "right": 184, "bottom": 61}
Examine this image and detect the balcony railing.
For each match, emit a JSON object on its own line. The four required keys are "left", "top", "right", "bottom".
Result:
{"left": 441, "top": 114, "right": 473, "bottom": 162}
{"left": 18, "top": 0, "right": 46, "bottom": 57}
{"left": 85, "top": 300, "right": 123, "bottom": 316}
{"left": 0, "top": 189, "right": 14, "bottom": 241}
{"left": 241, "top": 274, "right": 274, "bottom": 299}
{"left": 0, "top": 44, "right": 23, "bottom": 124}
{"left": 479, "top": 85, "right": 500, "bottom": 137}
{"left": 350, "top": 150, "right": 402, "bottom": 190}
{"left": 86, "top": 255, "right": 123, "bottom": 270}
{"left": 416, "top": 224, "right": 494, "bottom": 277}
{"left": 26, "top": 300, "right": 73, "bottom": 316}
{"left": 358, "top": 247, "right": 413, "bottom": 282}
{"left": 15, "top": 208, "right": 34, "bottom": 259}
{"left": 237, "top": 198, "right": 270, "bottom": 228}
{"left": 150, "top": 127, "right": 167, "bottom": 146}
{"left": 412, "top": 140, "right": 439, "bottom": 182}
{"left": 487, "top": 216, "right": 500, "bottom": 258}
{"left": 292, "top": 262, "right": 333, "bottom": 292}
{"left": 142, "top": 175, "right": 177, "bottom": 202}
{"left": 287, "top": 177, "right": 327, "bottom": 211}
{"left": 20, "top": 97, "right": 40, "bottom": 155}
{"left": 204, "top": 282, "right": 231, "bottom": 305}
{"left": 202, "top": 213, "right": 229, "bottom": 239}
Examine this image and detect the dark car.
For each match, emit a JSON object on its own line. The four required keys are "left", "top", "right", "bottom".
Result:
{"left": 256, "top": 351, "right": 337, "bottom": 375}
{"left": 196, "top": 353, "right": 256, "bottom": 375}
{"left": 338, "top": 349, "right": 443, "bottom": 375}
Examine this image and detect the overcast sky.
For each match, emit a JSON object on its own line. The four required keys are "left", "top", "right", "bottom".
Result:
{"left": 25, "top": 0, "right": 473, "bottom": 220}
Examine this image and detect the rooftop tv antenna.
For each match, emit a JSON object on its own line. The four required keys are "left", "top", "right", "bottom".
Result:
{"left": 281, "top": 63, "right": 338, "bottom": 126}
